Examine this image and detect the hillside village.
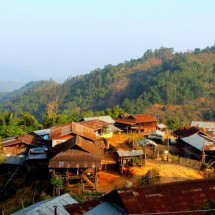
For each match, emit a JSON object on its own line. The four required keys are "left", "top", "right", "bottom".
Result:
{"left": 0, "top": 113, "right": 215, "bottom": 214}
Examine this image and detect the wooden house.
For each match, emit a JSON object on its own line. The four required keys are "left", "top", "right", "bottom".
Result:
{"left": 48, "top": 135, "right": 104, "bottom": 189}
{"left": 1, "top": 134, "right": 39, "bottom": 165}
{"left": 81, "top": 116, "right": 122, "bottom": 136}
{"left": 77, "top": 119, "right": 114, "bottom": 138}
{"left": 115, "top": 114, "right": 157, "bottom": 135}
{"left": 178, "top": 132, "right": 215, "bottom": 162}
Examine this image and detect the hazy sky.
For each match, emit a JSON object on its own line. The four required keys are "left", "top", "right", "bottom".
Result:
{"left": 0, "top": 0, "right": 215, "bottom": 83}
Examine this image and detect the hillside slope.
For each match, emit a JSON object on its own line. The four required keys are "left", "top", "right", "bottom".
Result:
{"left": 0, "top": 46, "right": 214, "bottom": 122}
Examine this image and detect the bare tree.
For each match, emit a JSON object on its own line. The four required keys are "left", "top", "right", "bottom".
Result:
{"left": 41, "top": 85, "right": 68, "bottom": 118}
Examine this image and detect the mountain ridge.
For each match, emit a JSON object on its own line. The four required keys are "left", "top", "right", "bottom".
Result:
{"left": 0, "top": 46, "right": 214, "bottom": 123}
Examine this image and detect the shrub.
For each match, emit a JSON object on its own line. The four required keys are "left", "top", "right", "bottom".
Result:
{"left": 50, "top": 177, "right": 64, "bottom": 188}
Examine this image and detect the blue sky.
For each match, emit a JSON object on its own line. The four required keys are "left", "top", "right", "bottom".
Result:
{"left": 0, "top": 0, "right": 215, "bottom": 83}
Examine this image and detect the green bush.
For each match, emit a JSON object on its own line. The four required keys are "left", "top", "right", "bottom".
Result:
{"left": 50, "top": 177, "right": 64, "bottom": 188}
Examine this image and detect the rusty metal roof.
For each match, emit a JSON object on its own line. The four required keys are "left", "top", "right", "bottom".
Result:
{"left": 64, "top": 200, "right": 100, "bottom": 215}
{"left": 47, "top": 122, "right": 97, "bottom": 141}
{"left": 132, "top": 114, "right": 157, "bottom": 123}
{"left": 76, "top": 136, "right": 104, "bottom": 159}
{"left": 114, "top": 118, "right": 136, "bottom": 125}
{"left": 77, "top": 119, "right": 110, "bottom": 130}
{"left": 203, "top": 143, "right": 215, "bottom": 151}
{"left": 49, "top": 149, "right": 101, "bottom": 168}
{"left": 65, "top": 201, "right": 124, "bottom": 215}
{"left": 50, "top": 135, "right": 76, "bottom": 157}
{"left": 2, "top": 134, "right": 39, "bottom": 147}
{"left": 49, "top": 136, "right": 104, "bottom": 168}
{"left": 72, "top": 122, "right": 97, "bottom": 141}
{"left": 48, "top": 123, "right": 73, "bottom": 140}
{"left": 115, "top": 114, "right": 157, "bottom": 125}
{"left": 174, "top": 126, "right": 201, "bottom": 137}
{"left": 102, "top": 179, "right": 215, "bottom": 215}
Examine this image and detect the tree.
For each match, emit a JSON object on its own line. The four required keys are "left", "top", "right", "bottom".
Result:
{"left": 41, "top": 85, "right": 68, "bottom": 118}
{"left": 166, "top": 117, "right": 181, "bottom": 130}
{"left": 0, "top": 112, "right": 15, "bottom": 126}
{"left": 111, "top": 105, "right": 126, "bottom": 118}
{"left": 17, "top": 112, "right": 39, "bottom": 128}
{"left": 50, "top": 176, "right": 64, "bottom": 196}
{"left": 0, "top": 125, "right": 24, "bottom": 139}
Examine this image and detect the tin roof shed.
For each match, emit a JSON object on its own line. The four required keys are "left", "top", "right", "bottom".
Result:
{"left": 12, "top": 193, "right": 77, "bottom": 215}
{"left": 181, "top": 133, "right": 215, "bottom": 151}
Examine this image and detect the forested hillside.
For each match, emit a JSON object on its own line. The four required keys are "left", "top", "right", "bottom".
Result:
{"left": 0, "top": 46, "right": 215, "bottom": 124}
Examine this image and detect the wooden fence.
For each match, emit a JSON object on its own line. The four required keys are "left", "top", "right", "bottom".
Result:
{"left": 146, "top": 149, "right": 202, "bottom": 169}
{"left": 169, "top": 156, "right": 202, "bottom": 169}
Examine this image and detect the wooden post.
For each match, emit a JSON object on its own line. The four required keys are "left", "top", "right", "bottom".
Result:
{"left": 143, "top": 144, "right": 146, "bottom": 166}
{"left": 21, "top": 194, "right": 26, "bottom": 215}
{"left": 167, "top": 130, "right": 170, "bottom": 162}
{"left": 201, "top": 140, "right": 206, "bottom": 164}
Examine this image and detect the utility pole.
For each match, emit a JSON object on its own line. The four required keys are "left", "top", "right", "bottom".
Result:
{"left": 167, "top": 130, "right": 170, "bottom": 162}
{"left": 201, "top": 140, "right": 206, "bottom": 164}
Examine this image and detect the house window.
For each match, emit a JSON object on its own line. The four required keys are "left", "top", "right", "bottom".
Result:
{"left": 59, "top": 162, "right": 64, "bottom": 167}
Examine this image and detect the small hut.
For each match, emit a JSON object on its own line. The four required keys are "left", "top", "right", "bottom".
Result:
{"left": 116, "top": 150, "right": 144, "bottom": 174}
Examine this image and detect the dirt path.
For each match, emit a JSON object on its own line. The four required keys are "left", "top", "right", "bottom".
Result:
{"left": 98, "top": 159, "right": 204, "bottom": 193}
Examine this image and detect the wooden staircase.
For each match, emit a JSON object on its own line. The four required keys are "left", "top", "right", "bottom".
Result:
{"left": 82, "top": 174, "right": 94, "bottom": 188}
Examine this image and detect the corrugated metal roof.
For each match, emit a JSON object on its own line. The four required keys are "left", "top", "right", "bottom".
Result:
{"left": 148, "top": 130, "right": 164, "bottom": 137}
{"left": 72, "top": 122, "right": 97, "bottom": 141}
{"left": 84, "top": 202, "right": 124, "bottom": 215}
{"left": 139, "top": 139, "right": 158, "bottom": 146}
{"left": 76, "top": 136, "right": 104, "bottom": 159}
{"left": 102, "top": 179, "right": 215, "bottom": 215}
{"left": 4, "top": 155, "right": 26, "bottom": 165}
{"left": 117, "top": 150, "right": 143, "bottom": 157}
{"left": 191, "top": 121, "right": 215, "bottom": 129}
{"left": 49, "top": 149, "right": 101, "bottom": 168}
{"left": 181, "top": 133, "right": 215, "bottom": 151}
{"left": 83, "top": 116, "right": 115, "bottom": 124}
{"left": 108, "top": 125, "right": 123, "bottom": 132}
{"left": 157, "top": 124, "right": 167, "bottom": 129}
{"left": 114, "top": 118, "right": 136, "bottom": 125}
{"left": 132, "top": 114, "right": 157, "bottom": 123}
{"left": 204, "top": 143, "right": 215, "bottom": 151}
{"left": 2, "top": 134, "right": 39, "bottom": 147}
{"left": 115, "top": 114, "right": 157, "bottom": 125}
{"left": 12, "top": 193, "right": 77, "bottom": 215}
{"left": 64, "top": 200, "right": 100, "bottom": 215}
{"left": 33, "top": 129, "right": 51, "bottom": 136}
{"left": 47, "top": 122, "right": 97, "bottom": 141}
{"left": 174, "top": 126, "right": 201, "bottom": 137}
{"left": 48, "top": 123, "right": 73, "bottom": 140}
{"left": 77, "top": 120, "right": 110, "bottom": 130}
{"left": 49, "top": 135, "right": 103, "bottom": 168}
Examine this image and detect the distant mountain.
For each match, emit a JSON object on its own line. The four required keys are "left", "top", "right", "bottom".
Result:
{"left": 0, "top": 81, "right": 25, "bottom": 92}
{"left": 0, "top": 80, "right": 58, "bottom": 104}
{"left": 0, "top": 45, "right": 214, "bottom": 123}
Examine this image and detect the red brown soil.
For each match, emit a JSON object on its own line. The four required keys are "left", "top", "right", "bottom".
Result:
{"left": 97, "top": 159, "right": 204, "bottom": 193}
